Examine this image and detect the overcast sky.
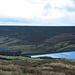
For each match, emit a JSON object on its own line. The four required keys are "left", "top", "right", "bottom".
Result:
{"left": 0, "top": 0, "right": 75, "bottom": 26}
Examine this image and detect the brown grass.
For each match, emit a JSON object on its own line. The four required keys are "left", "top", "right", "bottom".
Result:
{"left": 0, "top": 59, "right": 75, "bottom": 75}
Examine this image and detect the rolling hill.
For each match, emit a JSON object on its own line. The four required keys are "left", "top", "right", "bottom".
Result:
{"left": 0, "top": 26, "right": 75, "bottom": 54}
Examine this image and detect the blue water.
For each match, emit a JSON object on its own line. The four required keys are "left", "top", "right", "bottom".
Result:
{"left": 31, "top": 51, "right": 75, "bottom": 59}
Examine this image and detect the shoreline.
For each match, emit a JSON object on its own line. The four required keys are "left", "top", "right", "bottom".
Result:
{"left": 22, "top": 50, "right": 75, "bottom": 56}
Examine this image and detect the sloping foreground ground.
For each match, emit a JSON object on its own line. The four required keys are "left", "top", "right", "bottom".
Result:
{"left": 0, "top": 58, "right": 75, "bottom": 75}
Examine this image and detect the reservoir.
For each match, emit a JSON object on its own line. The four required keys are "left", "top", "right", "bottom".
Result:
{"left": 31, "top": 51, "right": 75, "bottom": 59}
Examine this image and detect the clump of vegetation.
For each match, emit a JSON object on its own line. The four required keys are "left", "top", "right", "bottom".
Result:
{"left": 39, "top": 56, "right": 53, "bottom": 59}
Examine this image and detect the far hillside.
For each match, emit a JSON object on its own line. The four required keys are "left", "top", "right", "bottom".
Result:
{"left": 0, "top": 26, "right": 75, "bottom": 54}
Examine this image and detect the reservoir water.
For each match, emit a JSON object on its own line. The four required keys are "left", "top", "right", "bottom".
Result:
{"left": 31, "top": 51, "right": 75, "bottom": 59}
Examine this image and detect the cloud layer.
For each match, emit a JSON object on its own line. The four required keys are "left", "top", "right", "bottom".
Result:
{"left": 0, "top": 0, "right": 75, "bottom": 26}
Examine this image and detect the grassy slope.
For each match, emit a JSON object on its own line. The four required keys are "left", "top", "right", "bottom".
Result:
{"left": 0, "top": 26, "right": 75, "bottom": 54}
{"left": 0, "top": 57, "right": 75, "bottom": 75}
